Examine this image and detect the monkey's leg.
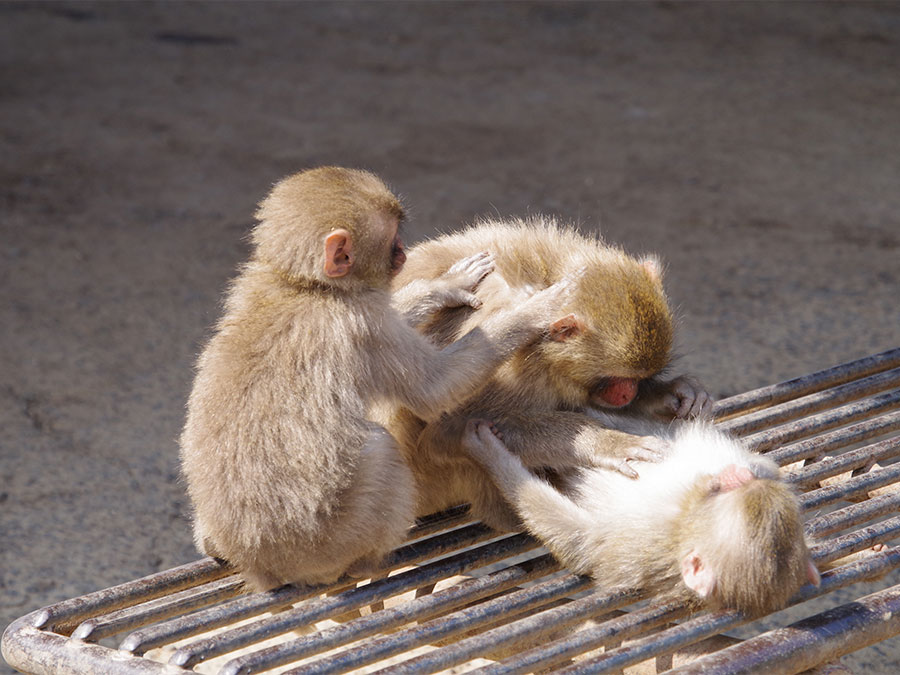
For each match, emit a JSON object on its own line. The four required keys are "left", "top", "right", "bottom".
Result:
{"left": 462, "top": 420, "right": 596, "bottom": 574}
{"left": 245, "top": 426, "right": 417, "bottom": 589}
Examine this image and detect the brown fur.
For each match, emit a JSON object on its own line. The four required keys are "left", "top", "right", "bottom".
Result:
{"left": 388, "top": 218, "right": 709, "bottom": 529}
{"left": 180, "top": 169, "right": 574, "bottom": 589}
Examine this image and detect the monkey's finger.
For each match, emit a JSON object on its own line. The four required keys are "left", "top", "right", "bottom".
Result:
{"left": 616, "top": 459, "right": 641, "bottom": 480}
{"left": 456, "top": 291, "right": 483, "bottom": 309}
{"left": 629, "top": 446, "right": 665, "bottom": 463}
{"left": 689, "top": 390, "right": 710, "bottom": 418}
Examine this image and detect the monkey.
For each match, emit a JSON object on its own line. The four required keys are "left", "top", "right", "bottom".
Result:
{"left": 179, "top": 167, "right": 577, "bottom": 591}
{"left": 461, "top": 417, "right": 821, "bottom": 617}
{"left": 385, "top": 219, "right": 712, "bottom": 529}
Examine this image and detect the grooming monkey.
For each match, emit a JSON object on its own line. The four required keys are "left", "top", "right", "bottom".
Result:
{"left": 180, "top": 168, "right": 575, "bottom": 590}
{"left": 463, "top": 418, "right": 821, "bottom": 617}
{"left": 388, "top": 219, "right": 712, "bottom": 528}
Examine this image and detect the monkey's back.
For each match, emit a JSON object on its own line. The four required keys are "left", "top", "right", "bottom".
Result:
{"left": 180, "top": 263, "right": 389, "bottom": 556}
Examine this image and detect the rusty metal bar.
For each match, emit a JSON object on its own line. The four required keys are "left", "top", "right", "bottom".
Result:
{"left": 766, "top": 409, "right": 900, "bottom": 466}
{"left": 805, "top": 491, "right": 900, "bottom": 539}
{"left": 297, "top": 566, "right": 590, "bottom": 675}
{"left": 405, "top": 505, "right": 473, "bottom": 539}
{"left": 70, "top": 576, "right": 244, "bottom": 642}
{"left": 375, "top": 585, "right": 641, "bottom": 674}
{"left": 801, "top": 460, "right": 900, "bottom": 511}
{"left": 120, "top": 512, "right": 481, "bottom": 656}
{"left": 668, "top": 583, "right": 900, "bottom": 674}
{"left": 1, "top": 612, "right": 174, "bottom": 675}
{"left": 226, "top": 554, "right": 560, "bottom": 675}
{"left": 30, "top": 557, "right": 231, "bottom": 634}
{"left": 120, "top": 581, "right": 315, "bottom": 655}
{"left": 170, "top": 531, "right": 536, "bottom": 668}
{"left": 738, "top": 388, "right": 900, "bottom": 452}
{"left": 784, "top": 436, "right": 900, "bottom": 488}
{"left": 714, "top": 348, "right": 900, "bottom": 420}
{"left": 475, "top": 600, "right": 688, "bottom": 675}
{"left": 809, "top": 514, "right": 900, "bottom": 566}
{"left": 558, "top": 547, "right": 900, "bottom": 675}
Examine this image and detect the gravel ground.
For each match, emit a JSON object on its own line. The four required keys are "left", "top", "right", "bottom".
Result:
{"left": 2, "top": 2, "right": 899, "bottom": 672}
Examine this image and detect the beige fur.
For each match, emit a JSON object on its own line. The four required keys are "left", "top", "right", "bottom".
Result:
{"left": 462, "top": 418, "right": 818, "bottom": 617}
{"left": 180, "top": 169, "right": 573, "bottom": 589}
{"left": 388, "top": 218, "right": 711, "bottom": 529}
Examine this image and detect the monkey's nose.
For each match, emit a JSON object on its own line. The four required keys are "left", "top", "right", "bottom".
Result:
{"left": 594, "top": 377, "right": 639, "bottom": 407}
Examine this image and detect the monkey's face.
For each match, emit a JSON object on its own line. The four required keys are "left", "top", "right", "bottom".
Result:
{"left": 680, "top": 466, "right": 815, "bottom": 616}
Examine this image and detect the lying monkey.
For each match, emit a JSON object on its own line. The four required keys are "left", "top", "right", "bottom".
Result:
{"left": 462, "top": 417, "right": 820, "bottom": 617}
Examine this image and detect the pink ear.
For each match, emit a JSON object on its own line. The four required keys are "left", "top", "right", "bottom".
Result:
{"left": 807, "top": 560, "right": 821, "bottom": 587}
{"left": 324, "top": 229, "right": 354, "bottom": 277}
{"left": 641, "top": 257, "right": 662, "bottom": 281}
{"left": 681, "top": 551, "right": 716, "bottom": 598}
{"left": 549, "top": 314, "right": 585, "bottom": 342}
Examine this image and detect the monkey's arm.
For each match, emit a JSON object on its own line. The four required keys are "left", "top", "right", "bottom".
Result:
{"left": 380, "top": 276, "right": 574, "bottom": 422}
{"left": 420, "top": 407, "right": 665, "bottom": 479}
{"left": 461, "top": 419, "right": 595, "bottom": 574}
{"left": 631, "top": 375, "right": 714, "bottom": 420}
{"left": 391, "top": 251, "right": 494, "bottom": 329}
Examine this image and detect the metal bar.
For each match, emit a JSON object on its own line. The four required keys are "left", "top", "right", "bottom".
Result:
{"left": 806, "top": 490, "right": 900, "bottom": 539}
{"left": 474, "top": 601, "right": 688, "bottom": 675}
{"left": 308, "top": 569, "right": 589, "bottom": 675}
{"left": 737, "top": 388, "right": 900, "bottom": 452}
{"left": 375, "top": 585, "right": 640, "bottom": 675}
{"left": 809, "top": 514, "right": 900, "bottom": 566}
{"left": 668, "top": 583, "right": 900, "bottom": 674}
{"left": 169, "top": 531, "right": 535, "bottom": 668}
{"left": 801, "top": 460, "right": 900, "bottom": 511}
{"left": 121, "top": 582, "right": 317, "bottom": 656}
{"left": 0, "top": 612, "right": 174, "bottom": 675}
{"left": 784, "top": 437, "right": 900, "bottom": 488}
{"left": 713, "top": 348, "right": 900, "bottom": 419}
{"left": 228, "top": 555, "right": 559, "bottom": 675}
{"left": 765, "top": 410, "right": 900, "bottom": 466}
{"left": 31, "top": 557, "right": 230, "bottom": 634}
{"left": 69, "top": 576, "right": 244, "bottom": 642}
{"left": 407, "top": 505, "right": 472, "bottom": 540}
{"left": 559, "top": 547, "right": 900, "bottom": 675}
{"left": 122, "top": 521, "right": 498, "bottom": 657}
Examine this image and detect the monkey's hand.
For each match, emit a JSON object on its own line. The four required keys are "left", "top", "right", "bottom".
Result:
{"left": 433, "top": 251, "right": 496, "bottom": 310}
{"left": 588, "top": 434, "right": 670, "bottom": 480}
{"left": 392, "top": 251, "right": 495, "bottom": 328}
{"left": 642, "top": 376, "right": 714, "bottom": 421}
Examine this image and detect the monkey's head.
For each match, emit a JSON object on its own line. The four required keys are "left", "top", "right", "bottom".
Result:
{"left": 253, "top": 167, "right": 406, "bottom": 290}
{"left": 676, "top": 463, "right": 819, "bottom": 617}
{"left": 538, "top": 257, "right": 674, "bottom": 408}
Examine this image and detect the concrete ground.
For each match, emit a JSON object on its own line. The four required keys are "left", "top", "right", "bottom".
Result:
{"left": 1, "top": 1, "right": 898, "bottom": 672}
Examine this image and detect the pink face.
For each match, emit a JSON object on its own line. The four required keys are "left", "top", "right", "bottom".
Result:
{"left": 590, "top": 376, "right": 640, "bottom": 408}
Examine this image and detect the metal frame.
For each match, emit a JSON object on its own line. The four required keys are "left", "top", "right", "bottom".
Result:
{"left": 4, "top": 348, "right": 900, "bottom": 674}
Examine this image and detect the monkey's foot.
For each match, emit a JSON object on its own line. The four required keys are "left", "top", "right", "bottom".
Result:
{"left": 462, "top": 418, "right": 510, "bottom": 461}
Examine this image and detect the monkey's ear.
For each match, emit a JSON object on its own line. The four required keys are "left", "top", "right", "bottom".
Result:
{"left": 324, "top": 229, "right": 354, "bottom": 278}
{"left": 680, "top": 550, "right": 717, "bottom": 598}
{"left": 640, "top": 257, "right": 663, "bottom": 282}
{"left": 549, "top": 314, "right": 585, "bottom": 342}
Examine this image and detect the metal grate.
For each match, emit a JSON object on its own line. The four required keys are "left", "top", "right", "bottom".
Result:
{"left": 4, "top": 348, "right": 900, "bottom": 674}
